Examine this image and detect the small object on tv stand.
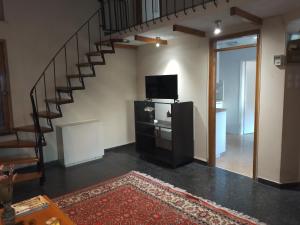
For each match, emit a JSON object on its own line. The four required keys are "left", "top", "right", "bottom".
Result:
{"left": 134, "top": 100, "right": 194, "bottom": 168}
{"left": 166, "top": 110, "right": 172, "bottom": 118}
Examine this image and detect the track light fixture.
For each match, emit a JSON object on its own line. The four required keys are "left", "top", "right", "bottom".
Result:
{"left": 214, "top": 20, "right": 222, "bottom": 35}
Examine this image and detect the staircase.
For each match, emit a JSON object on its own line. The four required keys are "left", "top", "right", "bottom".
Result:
{"left": 0, "top": 3, "right": 127, "bottom": 185}
{"left": 0, "top": 0, "right": 225, "bottom": 185}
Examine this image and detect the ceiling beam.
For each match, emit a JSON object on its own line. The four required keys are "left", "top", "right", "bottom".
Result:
{"left": 114, "top": 43, "right": 138, "bottom": 49}
{"left": 230, "top": 7, "right": 263, "bottom": 25}
{"left": 173, "top": 24, "right": 206, "bottom": 37}
{"left": 134, "top": 35, "right": 168, "bottom": 45}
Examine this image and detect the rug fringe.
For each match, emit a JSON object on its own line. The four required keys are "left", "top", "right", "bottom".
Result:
{"left": 131, "top": 171, "right": 267, "bottom": 225}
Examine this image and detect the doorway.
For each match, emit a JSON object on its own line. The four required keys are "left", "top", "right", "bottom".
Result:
{"left": 209, "top": 30, "right": 261, "bottom": 178}
{"left": 0, "top": 40, "right": 12, "bottom": 134}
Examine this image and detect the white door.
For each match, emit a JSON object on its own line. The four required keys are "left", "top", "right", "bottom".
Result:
{"left": 241, "top": 61, "right": 256, "bottom": 134}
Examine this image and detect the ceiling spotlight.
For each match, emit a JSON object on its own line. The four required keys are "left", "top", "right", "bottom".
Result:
{"left": 214, "top": 20, "right": 222, "bottom": 35}
{"left": 155, "top": 37, "right": 161, "bottom": 48}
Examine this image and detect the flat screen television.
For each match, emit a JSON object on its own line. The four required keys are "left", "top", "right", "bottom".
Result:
{"left": 145, "top": 75, "right": 178, "bottom": 100}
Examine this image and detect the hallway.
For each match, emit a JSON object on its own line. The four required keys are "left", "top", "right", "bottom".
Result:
{"left": 216, "top": 134, "right": 254, "bottom": 177}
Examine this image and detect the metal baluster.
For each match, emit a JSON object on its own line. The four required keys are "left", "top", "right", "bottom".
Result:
{"left": 43, "top": 74, "right": 47, "bottom": 103}
{"left": 108, "top": 0, "right": 112, "bottom": 38}
{"left": 101, "top": 0, "right": 106, "bottom": 31}
{"left": 113, "top": 0, "right": 118, "bottom": 32}
{"left": 76, "top": 33, "right": 80, "bottom": 66}
{"left": 125, "top": 0, "right": 130, "bottom": 31}
{"left": 214, "top": 0, "right": 218, "bottom": 7}
{"left": 202, "top": 0, "right": 206, "bottom": 9}
{"left": 64, "top": 45, "right": 68, "bottom": 75}
{"left": 184, "top": 0, "right": 187, "bottom": 15}
{"left": 53, "top": 59, "right": 57, "bottom": 101}
{"left": 122, "top": 1, "right": 127, "bottom": 33}
{"left": 152, "top": 0, "right": 156, "bottom": 24}
{"left": 174, "top": 0, "right": 178, "bottom": 17}
{"left": 98, "top": 9, "right": 102, "bottom": 51}
{"left": 166, "top": 0, "right": 170, "bottom": 20}
{"left": 159, "top": 0, "right": 163, "bottom": 22}
{"left": 145, "top": 0, "right": 149, "bottom": 26}
{"left": 34, "top": 88, "right": 39, "bottom": 115}
{"left": 88, "top": 21, "right": 91, "bottom": 54}
{"left": 117, "top": 1, "right": 123, "bottom": 34}
{"left": 192, "top": 0, "right": 196, "bottom": 12}
{"left": 133, "top": 0, "right": 138, "bottom": 31}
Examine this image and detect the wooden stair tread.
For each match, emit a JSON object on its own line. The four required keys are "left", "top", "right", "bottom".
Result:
{"left": 14, "top": 172, "right": 42, "bottom": 184}
{"left": 77, "top": 62, "right": 105, "bottom": 67}
{"left": 46, "top": 98, "right": 73, "bottom": 105}
{"left": 56, "top": 86, "right": 84, "bottom": 92}
{"left": 0, "top": 157, "right": 38, "bottom": 165}
{"left": 14, "top": 125, "right": 53, "bottom": 133}
{"left": 0, "top": 140, "right": 45, "bottom": 148}
{"left": 35, "top": 111, "right": 61, "bottom": 119}
{"left": 67, "top": 74, "right": 95, "bottom": 79}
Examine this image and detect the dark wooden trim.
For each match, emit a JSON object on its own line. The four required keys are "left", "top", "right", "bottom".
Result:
{"left": 230, "top": 7, "right": 263, "bottom": 25}
{"left": 0, "top": 39, "right": 13, "bottom": 135}
{"left": 208, "top": 39, "right": 216, "bottom": 167}
{"left": 208, "top": 30, "right": 261, "bottom": 179}
{"left": 15, "top": 160, "right": 60, "bottom": 174}
{"left": 173, "top": 24, "right": 206, "bottom": 37}
{"left": 134, "top": 35, "right": 168, "bottom": 45}
{"left": 114, "top": 43, "right": 138, "bottom": 49}
{"left": 105, "top": 143, "right": 135, "bottom": 152}
{"left": 258, "top": 178, "right": 300, "bottom": 189}
{"left": 216, "top": 44, "right": 257, "bottom": 52}
{"left": 193, "top": 158, "right": 208, "bottom": 166}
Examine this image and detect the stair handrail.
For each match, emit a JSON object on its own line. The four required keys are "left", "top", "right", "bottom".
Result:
{"left": 30, "top": 9, "right": 103, "bottom": 95}
{"left": 29, "top": 6, "right": 106, "bottom": 161}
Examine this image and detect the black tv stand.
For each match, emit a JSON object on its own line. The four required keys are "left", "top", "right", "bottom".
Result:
{"left": 134, "top": 101, "right": 194, "bottom": 168}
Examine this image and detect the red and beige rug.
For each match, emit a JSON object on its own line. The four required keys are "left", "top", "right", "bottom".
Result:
{"left": 55, "top": 171, "right": 265, "bottom": 225}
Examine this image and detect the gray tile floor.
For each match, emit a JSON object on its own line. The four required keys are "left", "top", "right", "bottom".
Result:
{"left": 14, "top": 144, "right": 300, "bottom": 225}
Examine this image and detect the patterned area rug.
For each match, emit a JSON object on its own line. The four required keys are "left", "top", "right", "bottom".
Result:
{"left": 55, "top": 171, "right": 265, "bottom": 225}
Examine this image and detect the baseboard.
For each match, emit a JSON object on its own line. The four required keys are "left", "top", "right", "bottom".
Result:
{"left": 104, "top": 142, "right": 135, "bottom": 152}
{"left": 258, "top": 178, "right": 300, "bottom": 189}
{"left": 193, "top": 158, "right": 208, "bottom": 166}
{"left": 15, "top": 160, "right": 60, "bottom": 173}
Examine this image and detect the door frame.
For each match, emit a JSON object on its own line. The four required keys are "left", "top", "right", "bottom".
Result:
{"left": 0, "top": 39, "right": 13, "bottom": 135}
{"left": 208, "top": 29, "right": 261, "bottom": 179}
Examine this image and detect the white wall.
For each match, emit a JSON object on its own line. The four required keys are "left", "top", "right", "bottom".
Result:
{"left": 136, "top": 16, "right": 290, "bottom": 184}
{"left": 0, "top": 0, "right": 137, "bottom": 162}
{"left": 218, "top": 48, "right": 256, "bottom": 134}
{"left": 137, "top": 35, "right": 209, "bottom": 161}
{"left": 257, "top": 17, "right": 287, "bottom": 183}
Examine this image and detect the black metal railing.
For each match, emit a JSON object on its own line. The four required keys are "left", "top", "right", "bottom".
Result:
{"left": 29, "top": 8, "right": 105, "bottom": 182}
{"left": 100, "top": 0, "right": 221, "bottom": 34}
{"left": 29, "top": 0, "right": 224, "bottom": 181}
